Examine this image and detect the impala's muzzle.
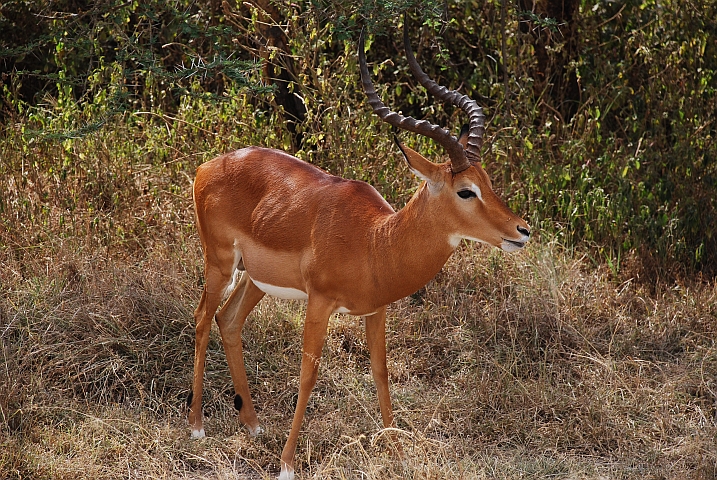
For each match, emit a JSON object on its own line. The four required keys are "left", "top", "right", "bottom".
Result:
{"left": 501, "top": 225, "right": 531, "bottom": 252}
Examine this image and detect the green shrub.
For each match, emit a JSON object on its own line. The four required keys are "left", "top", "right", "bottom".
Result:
{"left": 1, "top": 0, "right": 716, "bottom": 278}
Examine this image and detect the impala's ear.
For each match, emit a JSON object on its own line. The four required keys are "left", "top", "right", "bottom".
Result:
{"left": 394, "top": 137, "right": 443, "bottom": 190}
{"left": 457, "top": 124, "right": 470, "bottom": 149}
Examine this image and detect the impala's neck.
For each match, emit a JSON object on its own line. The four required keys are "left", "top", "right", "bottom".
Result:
{"left": 371, "top": 184, "right": 457, "bottom": 304}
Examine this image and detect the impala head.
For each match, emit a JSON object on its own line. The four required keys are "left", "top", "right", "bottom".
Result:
{"left": 358, "top": 22, "right": 530, "bottom": 252}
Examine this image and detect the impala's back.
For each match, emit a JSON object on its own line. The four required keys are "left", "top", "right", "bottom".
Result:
{"left": 193, "top": 146, "right": 398, "bottom": 310}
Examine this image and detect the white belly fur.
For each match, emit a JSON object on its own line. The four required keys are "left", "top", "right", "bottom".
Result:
{"left": 251, "top": 278, "right": 308, "bottom": 300}
{"left": 250, "top": 278, "right": 376, "bottom": 316}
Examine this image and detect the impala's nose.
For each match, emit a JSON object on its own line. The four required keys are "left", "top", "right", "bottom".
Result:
{"left": 517, "top": 225, "right": 531, "bottom": 238}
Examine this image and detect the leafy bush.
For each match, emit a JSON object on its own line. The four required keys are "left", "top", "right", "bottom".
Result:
{"left": 1, "top": 0, "right": 716, "bottom": 278}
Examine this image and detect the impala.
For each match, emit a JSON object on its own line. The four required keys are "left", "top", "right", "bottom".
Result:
{"left": 189, "top": 22, "right": 530, "bottom": 480}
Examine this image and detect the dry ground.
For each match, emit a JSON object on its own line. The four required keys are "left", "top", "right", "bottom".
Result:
{"left": 2, "top": 227, "right": 716, "bottom": 479}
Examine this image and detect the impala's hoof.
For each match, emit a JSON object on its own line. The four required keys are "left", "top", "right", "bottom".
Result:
{"left": 248, "top": 424, "right": 264, "bottom": 437}
{"left": 191, "top": 428, "right": 205, "bottom": 439}
{"left": 278, "top": 464, "right": 294, "bottom": 480}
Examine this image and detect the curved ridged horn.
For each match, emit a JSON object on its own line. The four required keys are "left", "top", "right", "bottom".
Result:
{"left": 403, "top": 16, "right": 485, "bottom": 168}
{"left": 358, "top": 29, "right": 468, "bottom": 171}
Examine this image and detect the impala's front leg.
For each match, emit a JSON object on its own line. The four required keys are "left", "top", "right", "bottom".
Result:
{"left": 279, "top": 295, "right": 334, "bottom": 480}
{"left": 365, "top": 307, "right": 403, "bottom": 457}
{"left": 365, "top": 307, "right": 393, "bottom": 428}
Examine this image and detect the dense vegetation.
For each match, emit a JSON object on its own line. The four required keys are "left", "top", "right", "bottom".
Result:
{"left": 2, "top": 0, "right": 715, "bottom": 277}
{"left": 1, "top": 0, "right": 716, "bottom": 478}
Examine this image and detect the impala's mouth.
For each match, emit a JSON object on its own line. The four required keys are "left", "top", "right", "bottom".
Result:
{"left": 501, "top": 238, "right": 526, "bottom": 252}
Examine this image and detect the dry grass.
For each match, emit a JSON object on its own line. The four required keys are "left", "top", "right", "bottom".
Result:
{"left": 2, "top": 223, "right": 716, "bottom": 479}
{"left": 1, "top": 115, "right": 716, "bottom": 478}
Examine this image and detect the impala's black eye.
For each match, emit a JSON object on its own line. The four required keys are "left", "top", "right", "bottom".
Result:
{"left": 457, "top": 189, "right": 477, "bottom": 199}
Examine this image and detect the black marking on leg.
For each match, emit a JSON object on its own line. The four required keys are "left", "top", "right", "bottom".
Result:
{"left": 187, "top": 390, "right": 194, "bottom": 407}
{"left": 234, "top": 393, "right": 243, "bottom": 411}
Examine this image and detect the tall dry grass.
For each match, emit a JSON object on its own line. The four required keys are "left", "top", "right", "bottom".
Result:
{"left": 2, "top": 206, "right": 715, "bottom": 478}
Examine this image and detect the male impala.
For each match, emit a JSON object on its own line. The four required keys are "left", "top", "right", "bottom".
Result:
{"left": 189, "top": 23, "right": 530, "bottom": 480}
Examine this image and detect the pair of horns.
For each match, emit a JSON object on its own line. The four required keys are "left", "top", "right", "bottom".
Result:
{"left": 358, "top": 16, "right": 485, "bottom": 173}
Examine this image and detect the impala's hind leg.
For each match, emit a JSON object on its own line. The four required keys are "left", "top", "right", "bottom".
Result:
{"left": 215, "top": 273, "right": 265, "bottom": 435}
{"left": 189, "top": 263, "right": 233, "bottom": 438}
